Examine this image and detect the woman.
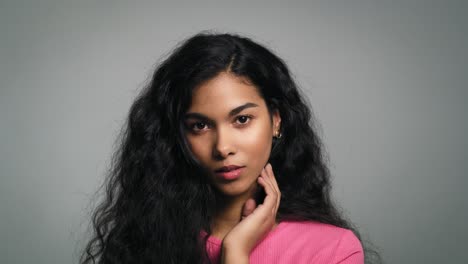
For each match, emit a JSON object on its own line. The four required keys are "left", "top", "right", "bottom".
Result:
{"left": 81, "top": 32, "right": 381, "bottom": 263}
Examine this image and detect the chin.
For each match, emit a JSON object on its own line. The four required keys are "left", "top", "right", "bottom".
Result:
{"left": 213, "top": 180, "right": 258, "bottom": 198}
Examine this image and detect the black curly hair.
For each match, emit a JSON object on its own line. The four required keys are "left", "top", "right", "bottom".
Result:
{"left": 80, "top": 31, "right": 381, "bottom": 264}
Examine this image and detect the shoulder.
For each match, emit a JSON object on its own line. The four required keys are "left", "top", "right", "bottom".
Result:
{"left": 279, "top": 220, "right": 360, "bottom": 244}
{"left": 267, "top": 220, "right": 364, "bottom": 263}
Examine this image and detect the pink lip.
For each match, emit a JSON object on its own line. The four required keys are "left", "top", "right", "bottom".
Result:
{"left": 215, "top": 165, "right": 243, "bottom": 172}
{"left": 215, "top": 167, "right": 244, "bottom": 180}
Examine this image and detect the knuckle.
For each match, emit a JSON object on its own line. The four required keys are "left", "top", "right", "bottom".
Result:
{"left": 260, "top": 214, "right": 269, "bottom": 222}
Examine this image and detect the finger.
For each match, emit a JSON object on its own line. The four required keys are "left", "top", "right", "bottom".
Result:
{"left": 263, "top": 163, "right": 272, "bottom": 178}
{"left": 266, "top": 163, "right": 280, "bottom": 193}
{"left": 261, "top": 169, "right": 277, "bottom": 212}
{"left": 257, "top": 175, "right": 277, "bottom": 214}
{"left": 263, "top": 165, "right": 278, "bottom": 203}
{"left": 265, "top": 164, "right": 281, "bottom": 211}
{"left": 241, "top": 198, "right": 256, "bottom": 220}
{"left": 261, "top": 166, "right": 276, "bottom": 194}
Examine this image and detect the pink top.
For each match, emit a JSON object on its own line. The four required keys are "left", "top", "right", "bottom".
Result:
{"left": 202, "top": 220, "right": 364, "bottom": 264}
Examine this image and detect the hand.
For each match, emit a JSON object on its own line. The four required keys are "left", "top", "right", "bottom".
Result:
{"left": 222, "top": 163, "right": 281, "bottom": 255}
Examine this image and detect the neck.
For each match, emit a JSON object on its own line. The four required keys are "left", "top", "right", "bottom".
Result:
{"left": 211, "top": 183, "right": 259, "bottom": 238}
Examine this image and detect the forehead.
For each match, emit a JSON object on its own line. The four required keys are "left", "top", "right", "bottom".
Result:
{"left": 187, "top": 72, "right": 265, "bottom": 113}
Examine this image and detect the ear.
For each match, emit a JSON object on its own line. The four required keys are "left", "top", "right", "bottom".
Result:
{"left": 272, "top": 109, "right": 281, "bottom": 133}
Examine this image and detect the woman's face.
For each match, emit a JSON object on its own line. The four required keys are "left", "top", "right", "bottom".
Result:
{"left": 184, "top": 72, "right": 281, "bottom": 197}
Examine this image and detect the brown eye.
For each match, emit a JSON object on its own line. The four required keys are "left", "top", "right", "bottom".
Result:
{"left": 236, "top": 115, "right": 252, "bottom": 125}
{"left": 193, "top": 122, "right": 207, "bottom": 130}
{"left": 186, "top": 121, "right": 208, "bottom": 133}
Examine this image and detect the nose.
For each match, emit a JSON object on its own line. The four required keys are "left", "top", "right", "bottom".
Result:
{"left": 212, "top": 127, "right": 236, "bottom": 159}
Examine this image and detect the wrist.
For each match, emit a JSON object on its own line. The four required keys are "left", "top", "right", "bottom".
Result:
{"left": 220, "top": 244, "right": 249, "bottom": 264}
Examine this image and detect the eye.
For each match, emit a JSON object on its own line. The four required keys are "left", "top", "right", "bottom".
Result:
{"left": 235, "top": 115, "right": 252, "bottom": 125}
{"left": 187, "top": 122, "right": 209, "bottom": 133}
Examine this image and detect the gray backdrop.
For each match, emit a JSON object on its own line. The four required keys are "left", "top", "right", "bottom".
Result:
{"left": 1, "top": 1, "right": 466, "bottom": 263}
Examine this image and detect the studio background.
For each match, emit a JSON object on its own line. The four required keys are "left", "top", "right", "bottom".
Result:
{"left": 1, "top": 1, "right": 466, "bottom": 263}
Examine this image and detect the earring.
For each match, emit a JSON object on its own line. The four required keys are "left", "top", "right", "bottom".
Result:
{"left": 274, "top": 130, "right": 282, "bottom": 139}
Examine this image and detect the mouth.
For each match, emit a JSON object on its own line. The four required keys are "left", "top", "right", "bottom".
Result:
{"left": 214, "top": 165, "right": 244, "bottom": 172}
{"left": 214, "top": 165, "right": 245, "bottom": 180}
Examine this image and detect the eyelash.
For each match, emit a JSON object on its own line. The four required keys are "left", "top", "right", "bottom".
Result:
{"left": 188, "top": 115, "right": 253, "bottom": 133}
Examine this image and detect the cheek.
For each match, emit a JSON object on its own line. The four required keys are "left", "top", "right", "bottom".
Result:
{"left": 186, "top": 137, "right": 209, "bottom": 161}
{"left": 240, "top": 123, "right": 273, "bottom": 166}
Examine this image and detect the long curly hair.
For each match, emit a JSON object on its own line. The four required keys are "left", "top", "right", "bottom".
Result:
{"left": 81, "top": 31, "right": 381, "bottom": 264}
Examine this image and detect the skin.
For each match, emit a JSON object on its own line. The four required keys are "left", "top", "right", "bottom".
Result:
{"left": 184, "top": 72, "right": 282, "bottom": 262}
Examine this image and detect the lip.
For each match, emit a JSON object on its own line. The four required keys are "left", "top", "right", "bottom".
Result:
{"left": 215, "top": 165, "right": 244, "bottom": 172}
{"left": 214, "top": 165, "right": 245, "bottom": 180}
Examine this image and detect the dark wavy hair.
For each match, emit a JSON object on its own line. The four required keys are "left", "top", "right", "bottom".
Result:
{"left": 81, "top": 31, "right": 381, "bottom": 264}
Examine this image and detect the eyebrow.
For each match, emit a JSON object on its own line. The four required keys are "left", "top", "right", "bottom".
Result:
{"left": 184, "top": 102, "right": 259, "bottom": 121}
